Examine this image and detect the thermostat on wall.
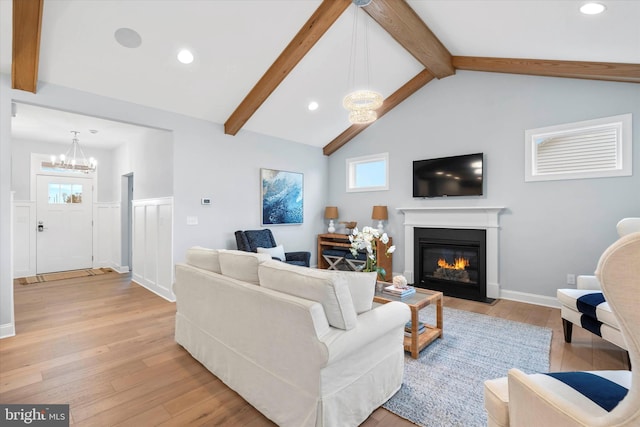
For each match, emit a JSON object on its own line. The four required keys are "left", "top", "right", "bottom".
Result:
{"left": 201, "top": 198, "right": 211, "bottom": 205}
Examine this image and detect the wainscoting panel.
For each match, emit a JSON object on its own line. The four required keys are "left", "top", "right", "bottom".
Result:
{"left": 131, "top": 197, "right": 174, "bottom": 301}
{"left": 12, "top": 201, "right": 36, "bottom": 278}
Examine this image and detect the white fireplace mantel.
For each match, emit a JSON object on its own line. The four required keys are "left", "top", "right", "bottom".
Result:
{"left": 397, "top": 206, "right": 505, "bottom": 299}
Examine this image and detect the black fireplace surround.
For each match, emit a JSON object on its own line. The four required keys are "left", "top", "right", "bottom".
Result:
{"left": 414, "top": 227, "right": 492, "bottom": 303}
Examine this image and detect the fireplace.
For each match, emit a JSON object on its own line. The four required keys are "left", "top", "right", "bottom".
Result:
{"left": 415, "top": 227, "right": 492, "bottom": 302}
{"left": 398, "top": 206, "right": 504, "bottom": 300}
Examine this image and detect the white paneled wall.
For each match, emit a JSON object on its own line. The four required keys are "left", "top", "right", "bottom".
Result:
{"left": 131, "top": 197, "right": 174, "bottom": 301}
{"left": 12, "top": 201, "right": 36, "bottom": 278}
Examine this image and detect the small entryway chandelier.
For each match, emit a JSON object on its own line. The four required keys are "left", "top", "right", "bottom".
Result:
{"left": 48, "top": 131, "right": 97, "bottom": 172}
{"left": 343, "top": 0, "right": 383, "bottom": 125}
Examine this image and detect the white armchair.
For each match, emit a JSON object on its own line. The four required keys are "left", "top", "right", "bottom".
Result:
{"left": 485, "top": 231, "right": 640, "bottom": 427}
{"left": 557, "top": 217, "right": 640, "bottom": 351}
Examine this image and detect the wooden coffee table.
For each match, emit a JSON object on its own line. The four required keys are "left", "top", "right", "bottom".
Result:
{"left": 374, "top": 286, "right": 443, "bottom": 359}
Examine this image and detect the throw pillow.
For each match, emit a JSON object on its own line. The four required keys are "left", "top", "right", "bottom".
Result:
{"left": 185, "top": 246, "right": 222, "bottom": 274}
{"left": 258, "top": 260, "right": 358, "bottom": 330}
{"left": 257, "top": 244, "right": 286, "bottom": 262}
{"left": 219, "top": 250, "right": 272, "bottom": 285}
{"left": 332, "top": 270, "right": 376, "bottom": 314}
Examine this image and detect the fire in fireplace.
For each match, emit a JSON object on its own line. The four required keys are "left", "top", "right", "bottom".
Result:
{"left": 414, "top": 227, "right": 492, "bottom": 303}
{"left": 435, "top": 256, "right": 471, "bottom": 282}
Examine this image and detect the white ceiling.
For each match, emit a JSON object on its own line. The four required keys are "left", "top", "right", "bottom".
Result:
{"left": 2, "top": 0, "right": 639, "bottom": 149}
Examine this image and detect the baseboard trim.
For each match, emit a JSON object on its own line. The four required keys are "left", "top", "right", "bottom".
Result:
{"left": 0, "top": 322, "right": 16, "bottom": 339}
{"left": 111, "top": 264, "right": 130, "bottom": 274}
{"left": 499, "top": 289, "right": 561, "bottom": 308}
{"left": 131, "top": 277, "right": 176, "bottom": 303}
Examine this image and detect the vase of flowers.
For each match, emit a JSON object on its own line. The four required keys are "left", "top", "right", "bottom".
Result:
{"left": 349, "top": 226, "right": 396, "bottom": 280}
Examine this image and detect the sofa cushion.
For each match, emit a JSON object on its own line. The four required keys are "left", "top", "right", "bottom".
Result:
{"left": 557, "top": 289, "right": 617, "bottom": 327}
{"left": 257, "top": 244, "right": 286, "bottom": 261}
{"left": 219, "top": 250, "right": 272, "bottom": 285}
{"left": 332, "top": 270, "right": 376, "bottom": 314}
{"left": 185, "top": 246, "right": 222, "bottom": 273}
{"left": 258, "top": 261, "right": 358, "bottom": 330}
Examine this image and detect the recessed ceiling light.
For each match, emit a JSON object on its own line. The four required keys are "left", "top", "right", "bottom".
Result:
{"left": 177, "top": 49, "right": 194, "bottom": 64}
{"left": 580, "top": 2, "right": 606, "bottom": 14}
{"left": 308, "top": 101, "right": 319, "bottom": 111}
{"left": 114, "top": 28, "right": 142, "bottom": 48}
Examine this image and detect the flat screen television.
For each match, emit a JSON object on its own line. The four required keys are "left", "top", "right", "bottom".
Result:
{"left": 413, "top": 153, "right": 483, "bottom": 198}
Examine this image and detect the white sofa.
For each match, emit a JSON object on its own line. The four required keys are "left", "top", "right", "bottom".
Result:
{"left": 174, "top": 247, "right": 410, "bottom": 427}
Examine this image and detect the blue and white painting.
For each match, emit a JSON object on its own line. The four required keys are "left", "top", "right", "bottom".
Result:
{"left": 261, "top": 168, "right": 303, "bottom": 225}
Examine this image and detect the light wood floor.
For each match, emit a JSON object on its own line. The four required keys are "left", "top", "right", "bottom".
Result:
{"left": 1, "top": 272, "right": 628, "bottom": 426}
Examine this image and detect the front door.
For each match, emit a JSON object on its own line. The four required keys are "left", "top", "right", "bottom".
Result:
{"left": 36, "top": 175, "right": 94, "bottom": 274}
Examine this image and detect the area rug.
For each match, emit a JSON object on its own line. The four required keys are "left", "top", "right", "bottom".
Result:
{"left": 383, "top": 305, "right": 552, "bottom": 427}
{"left": 17, "top": 268, "right": 113, "bottom": 285}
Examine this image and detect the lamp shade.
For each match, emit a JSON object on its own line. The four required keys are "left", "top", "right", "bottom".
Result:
{"left": 371, "top": 205, "right": 388, "bottom": 220}
{"left": 324, "top": 206, "right": 339, "bottom": 219}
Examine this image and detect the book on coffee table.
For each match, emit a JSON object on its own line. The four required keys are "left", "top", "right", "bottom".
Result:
{"left": 404, "top": 321, "right": 426, "bottom": 336}
{"left": 383, "top": 284, "right": 416, "bottom": 298}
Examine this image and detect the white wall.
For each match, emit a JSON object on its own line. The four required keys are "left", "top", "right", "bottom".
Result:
{"left": 327, "top": 71, "right": 640, "bottom": 304}
{"left": 111, "top": 128, "right": 173, "bottom": 201}
{"left": 11, "top": 137, "right": 116, "bottom": 202}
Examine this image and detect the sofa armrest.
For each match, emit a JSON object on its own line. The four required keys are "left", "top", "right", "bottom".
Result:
{"left": 285, "top": 251, "right": 311, "bottom": 267}
{"left": 577, "top": 275, "right": 602, "bottom": 290}
{"left": 321, "top": 301, "right": 410, "bottom": 363}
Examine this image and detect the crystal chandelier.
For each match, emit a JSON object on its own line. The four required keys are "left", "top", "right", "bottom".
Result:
{"left": 48, "top": 131, "right": 97, "bottom": 172}
{"left": 343, "top": 0, "right": 383, "bottom": 125}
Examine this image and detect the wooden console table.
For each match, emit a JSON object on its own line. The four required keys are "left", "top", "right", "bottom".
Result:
{"left": 317, "top": 233, "right": 392, "bottom": 281}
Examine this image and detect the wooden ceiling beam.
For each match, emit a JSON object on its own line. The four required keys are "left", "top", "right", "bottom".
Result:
{"left": 363, "top": 0, "right": 454, "bottom": 79}
{"left": 12, "top": 0, "right": 44, "bottom": 93}
{"left": 224, "top": 0, "right": 351, "bottom": 136}
{"left": 452, "top": 56, "right": 640, "bottom": 84}
{"left": 323, "top": 69, "right": 434, "bottom": 156}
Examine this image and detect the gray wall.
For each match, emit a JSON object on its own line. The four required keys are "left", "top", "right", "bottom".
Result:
{"left": 327, "top": 71, "right": 640, "bottom": 301}
{"left": 0, "top": 75, "right": 328, "bottom": 334}
{"left": 1, "top": 75, "right": 12, "bottom": 329}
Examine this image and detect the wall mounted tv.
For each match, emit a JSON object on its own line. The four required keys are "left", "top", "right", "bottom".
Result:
{"left": 413, "top": 153, "right": 483, "bottom": 198}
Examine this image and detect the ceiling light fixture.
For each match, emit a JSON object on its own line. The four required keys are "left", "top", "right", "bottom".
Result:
{"left": 580, "top": 2, "right": 606, "bottom": 14}
{"left": 308, "top": 101, "right": 319, "bottom": 111}
{"left": 46, "top": 131, "right": 97, "bottom": 173}
{"left": 343, "top": 0, "right": 382, "bottom": 125}
{"left": 177, "top": 49, "right": 194, "bottom": 64}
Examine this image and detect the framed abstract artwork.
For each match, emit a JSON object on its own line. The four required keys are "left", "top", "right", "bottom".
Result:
{"left": 260, "top": 168, "right": 303, "bottom": 225}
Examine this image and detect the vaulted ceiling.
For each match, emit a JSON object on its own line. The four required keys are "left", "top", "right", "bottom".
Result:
{"left": 4, "top": 0, "right": 640, "bottom": 155}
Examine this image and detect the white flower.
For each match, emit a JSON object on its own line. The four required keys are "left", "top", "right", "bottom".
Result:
{"left": 380, "top": 233, "right": 389, "bottom": 244}
{"left": 387, "top": 245, "right": 396, "bottom": 254}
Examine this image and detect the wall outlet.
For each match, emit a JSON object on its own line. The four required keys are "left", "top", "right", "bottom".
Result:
{"left": 567, "top": 274, "right": 576, "bottom": 286}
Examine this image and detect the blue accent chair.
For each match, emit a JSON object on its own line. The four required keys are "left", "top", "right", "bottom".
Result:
{"left": 234, "top": 229, "right": 310, "bottom": 267}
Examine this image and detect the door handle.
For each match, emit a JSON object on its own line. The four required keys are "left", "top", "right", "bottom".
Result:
{"left": 38, "top": 221, "right": 45, "bottom": 232}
